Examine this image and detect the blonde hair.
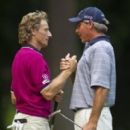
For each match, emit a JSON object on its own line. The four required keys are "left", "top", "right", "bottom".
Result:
{"left": 18, "top": 10, "right": 48, "bottom": 45}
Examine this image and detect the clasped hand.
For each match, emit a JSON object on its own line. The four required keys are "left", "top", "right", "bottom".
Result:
{"left": 60, "top": 53, "right": 77, "bottom": 73}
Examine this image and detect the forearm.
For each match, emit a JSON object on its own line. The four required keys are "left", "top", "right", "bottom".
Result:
{"left": 40, "top": 70, "right": 72, "bottom": 100}
{"left": 70, "top": 71, "right": 76, "bottom": 83}
{"left": 88, "top": 87, "right": 108, "bottom": 125}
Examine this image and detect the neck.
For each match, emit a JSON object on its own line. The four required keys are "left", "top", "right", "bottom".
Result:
{"left": 89, "top": 31, "right": 105, "bottom": 42}
{"left": 29, "top": 39, "right": 42, "bottom": 51}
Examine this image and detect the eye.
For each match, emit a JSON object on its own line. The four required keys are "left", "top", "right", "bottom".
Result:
{"left": 44, "top": 28, "right": 49, "bottom": 32}
{"left": 76, "top": 23, "right": 81, "bottom": 28}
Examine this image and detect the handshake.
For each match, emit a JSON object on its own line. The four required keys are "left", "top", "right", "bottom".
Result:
{"left": 60, "top": 53, "right": 77, "bottom": 74}
{"left": 41, "top": 53, "right": 77, "bottom": 101}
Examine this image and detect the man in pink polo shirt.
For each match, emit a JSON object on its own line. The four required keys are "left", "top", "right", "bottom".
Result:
{"left": 10, "top": 10, "right": 77, "bottom": 130}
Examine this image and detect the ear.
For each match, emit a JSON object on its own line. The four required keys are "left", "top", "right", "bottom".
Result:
{"left": 88, "top": 21, "right": 94, "bottom": 29}
{"left": 31, "top": 29, "right": 37, "bottom": 36}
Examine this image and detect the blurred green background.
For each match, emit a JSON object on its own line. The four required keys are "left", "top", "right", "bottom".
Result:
{"left": 0, "top": 0, "right": 130, "bottom": 130}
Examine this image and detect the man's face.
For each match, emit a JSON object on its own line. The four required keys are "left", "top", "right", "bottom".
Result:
{"left": 34, "top": 20, "right": 52, "bottom": 48}
{"left": 75, "top": 21, "right": 91, "bottom": 43}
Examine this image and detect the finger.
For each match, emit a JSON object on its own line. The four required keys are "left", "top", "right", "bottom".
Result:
{"left": 65, "top": 53, "right": 70, "bottom": 60}
{"left": 57, "top": 90, "right": 64, "bottom": 95}
{"left": 60, "top": 66, "right": 70, "bottom": 70}
{"left": 60, "top": 90, "right": 64, "bottom": 94}
{"left": 60, "top": 65, "right": 70, "bottom": 68}
{"left": 60, "top": 61, "right": 67, "bottom": 66}
{"left": 71, "top": 55, "right": 77, "bottom": 60}
{"left": 60, "top": 60, "right": 70, "bottom": 64}
{"left": 61, "top": 58, "right": 66, "bottom": 62}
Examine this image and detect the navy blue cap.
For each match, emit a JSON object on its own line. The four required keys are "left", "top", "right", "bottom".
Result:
{"left": 69, "top": 7, "right": 109, "bottom": 25}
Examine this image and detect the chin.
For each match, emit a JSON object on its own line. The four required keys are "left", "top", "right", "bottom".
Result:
{"left": 42, "top": 42, "right": 48, "bottom": 48}
{"left": 81, "top": 39, "right": 86, "bottom": 43}
{"left": 81, "top": 38, "right": 88, "bottom": 43}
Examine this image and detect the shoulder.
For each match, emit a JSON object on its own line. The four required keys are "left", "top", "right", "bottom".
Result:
{"left": 92, "top": 40, "right": 114, "bottom": 54}
{"left": 94, "top": 40, "right": 113, "bottom": 48}
{"left": 16, "top": 47, "right": 45, "bottom": 63}
{"left": 84, "top": 40, "right": 115, "bottom": 59}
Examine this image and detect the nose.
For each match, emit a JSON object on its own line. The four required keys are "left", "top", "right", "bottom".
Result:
{"left": 48, "top": 31, "right": 52, "bottom": 37}
{"left": 75, "top": 28, "right": 79, "bottom": 34}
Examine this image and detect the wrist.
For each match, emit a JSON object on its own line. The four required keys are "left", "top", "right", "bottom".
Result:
{"left": 61, "top": 69, "right": 72, "bottom": 76}
{"left": 88, "top": 118, "right": 98, "bottom": 127}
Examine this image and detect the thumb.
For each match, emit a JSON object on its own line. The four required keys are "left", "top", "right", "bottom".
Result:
{"left": 65, "top": 53, "right": 70, "bottom": 60}
{"left": 71, "top": 55, "right": 77, "bottom": 60}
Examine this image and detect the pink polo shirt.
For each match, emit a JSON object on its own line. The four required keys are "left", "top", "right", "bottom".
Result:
{"left": 11, "top": 46, "right": 52, "bottom": 118}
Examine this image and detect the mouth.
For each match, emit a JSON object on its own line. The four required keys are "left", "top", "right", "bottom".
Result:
{"left": 77, "top": 33, "right": 81, "bottom": 37}
{"left": 79, "top": 34, "right": 82, "bottom": 40}
{"left": 45, "top": 38, "right": 49, "bottom": 41}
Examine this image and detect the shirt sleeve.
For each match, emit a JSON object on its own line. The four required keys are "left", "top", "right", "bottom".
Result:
{"left": 30, "top": 55, "right": 51, "bottom": 92}
{"left": 90, "top": 46, "right": 111, "bottom": 89}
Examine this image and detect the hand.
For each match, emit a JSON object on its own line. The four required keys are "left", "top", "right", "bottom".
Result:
{"left": 11, "top": 91, "right": 16, "bottom": 105}
{"left": 60, "top": 53, "right": 77, "bottom": 73}
{"left": 83, "top": 122, "right": 97, "bottom": 130}
{"left": 69, "top": 55, "right": 77, "bottom": 73}
{"left": 53, "top": 90, "right": 64, "bottom": 103}
{"left": 60, "top": 53, "right": 71, "bottom": 70}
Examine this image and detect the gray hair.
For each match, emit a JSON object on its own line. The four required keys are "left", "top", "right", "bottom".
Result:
{"left": 93, "top": 22, "right": 108, "bottom": 33}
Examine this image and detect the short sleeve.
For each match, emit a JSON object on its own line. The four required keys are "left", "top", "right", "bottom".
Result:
{"left": 29, "top": 55, "right": 51, "bottom": 91}
{"left": 90, "top": 46, "right": 111, "bottom": 89}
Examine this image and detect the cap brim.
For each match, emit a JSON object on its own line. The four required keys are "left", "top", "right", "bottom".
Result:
{"left": 68, "top": 17, "right": 82, "bottom": 23}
